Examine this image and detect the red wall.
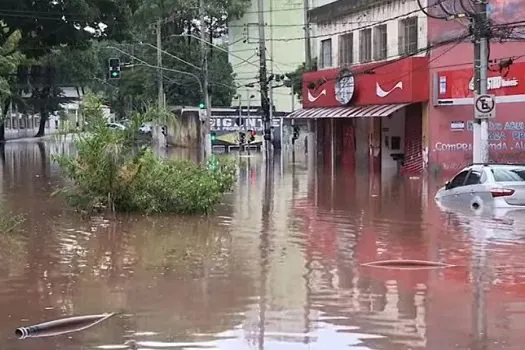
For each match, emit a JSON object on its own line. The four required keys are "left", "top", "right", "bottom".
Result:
{"left": 428, "top": 30, "right": 525, "bottom": 172}
{"left": 403, "top": 104, "right": 424, "bottom": 174}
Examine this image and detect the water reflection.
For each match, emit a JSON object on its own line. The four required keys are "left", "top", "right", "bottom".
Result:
{"left": 2, "top": 140, "right": 525, "bottom": 348}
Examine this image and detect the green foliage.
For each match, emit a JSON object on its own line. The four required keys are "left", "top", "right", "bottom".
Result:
{"left": 285, "top": 58, "right": 318, "bottom": 102}
{"left": 0, "top": 0, "right": 137, "bottom": 58}
{"left": 0, "top": 26, "right": 23, "bottom": 103}
{"left": 89, "top": 39, "right": 236, "bottom": 118}
{"left": 54, "top": 94, "right": 236, "bottom": 215}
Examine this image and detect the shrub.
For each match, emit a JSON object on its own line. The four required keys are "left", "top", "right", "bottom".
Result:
{"left": 54, "top": 94, "right": 236, "bottom": 215}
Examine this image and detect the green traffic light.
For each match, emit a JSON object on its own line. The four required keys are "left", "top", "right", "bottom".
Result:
{"left": 199, "top": 103, "right": 205, "bottom": 109}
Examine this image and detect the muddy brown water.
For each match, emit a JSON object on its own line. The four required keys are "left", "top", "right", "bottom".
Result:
{"left": 1, "top": 140, "right": 525, "bottom": 349}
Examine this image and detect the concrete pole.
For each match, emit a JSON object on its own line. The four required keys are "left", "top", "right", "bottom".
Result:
{"left": 472, "top": 36, "right": 481, "bottom": 163}
{"left": 199, "top": 0, "right": 211, "bottom": 161}
{"left": 303, "top": 0, "right": 311, "bottom": 69}
{"left": 156, "top": 20, "right": 164, "bottom": 111}
{"left": 473, "top": 0, "right": 490, "bottom": 163}
{"left": 256, "top": 0, "right": 271, "bottom": 158}
{"left": 479, "top": 19, "right": 489, "bottom": 162}
{"left": 472, "top": 2, "right": 488, "bottom": 347}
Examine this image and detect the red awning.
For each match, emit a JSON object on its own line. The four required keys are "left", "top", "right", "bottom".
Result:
{"left": 285, "top": 103, "right": 409, "bottom": 119}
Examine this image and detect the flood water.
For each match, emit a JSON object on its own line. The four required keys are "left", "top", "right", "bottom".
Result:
{"left": 2, "top": 140, "right": 525, "bottom": 349}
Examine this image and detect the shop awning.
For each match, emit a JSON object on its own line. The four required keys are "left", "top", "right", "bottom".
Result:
{"left": 285, "top": 103, "right": 410, "bottom": 119}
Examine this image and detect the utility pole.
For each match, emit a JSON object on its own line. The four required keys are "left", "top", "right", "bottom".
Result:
{"left": 257, "top": 0, "right": 271, "bottom": 157}
{"left": 303, "top": 0, "right": 312, "bottom": 69}
{"left": 156, "top": 19, "right": 164, "bottom": 110}
{"left": 472, "top": 0, "right": 489, "bottom": 345}
{"left": 473, "top": 0, "right": 490, "bottom": 163}
{"left": 199, "top": 0, "right": 212, "bottom": 161}
{"left": 303, "top": 0, "right": 315, "bottom": 168}
{"left": 478, "top": 0, "right": 489, "bottom": 163}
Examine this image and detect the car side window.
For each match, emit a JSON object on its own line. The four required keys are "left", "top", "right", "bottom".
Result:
{"left": 464, "top": 171, "right": 482, "bottom": 186}
{"left": 448, "top": 170, "right": 469, "bottom": 189}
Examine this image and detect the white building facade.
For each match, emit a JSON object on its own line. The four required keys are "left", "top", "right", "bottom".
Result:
{"left": 227, "top": 0, "right": 308, "bottom": 113}
{"left": 311, "top": 0, "right": 428, "bottom": 71}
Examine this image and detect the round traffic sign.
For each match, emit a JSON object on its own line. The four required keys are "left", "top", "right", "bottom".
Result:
{"left": 475, "top": 94, "right": 495, "bottom": 113}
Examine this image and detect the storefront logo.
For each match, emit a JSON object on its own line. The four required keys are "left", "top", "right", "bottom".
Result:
{"left": 335, "top": 68, "right": 355, "bottom": 105}
{"left": 307, "top": 89, "right": 326, "bottom": 102}
{"left": 468, "top": 76, "right": 519, "bottom": 91}
{"left": 376, "top": 81, "right": 403, "bottom": 98}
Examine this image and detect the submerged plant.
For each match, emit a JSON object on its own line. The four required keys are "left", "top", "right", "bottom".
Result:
{"left": 54, "top": 93, "right": 236, "bottom": 214}
{"left": 0, "top": 205, "right": 24, "bottom": 233}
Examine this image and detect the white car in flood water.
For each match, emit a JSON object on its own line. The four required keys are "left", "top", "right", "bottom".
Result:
{"left": 435, "top": 163, "right": 525, "bottom": 213}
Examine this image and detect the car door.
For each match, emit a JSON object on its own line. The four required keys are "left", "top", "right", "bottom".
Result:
{"left": 462, "top": 169, "right": 485, "bottom": 208}
{"left": 438, "top": 170, "right": 470, "bottom": 208}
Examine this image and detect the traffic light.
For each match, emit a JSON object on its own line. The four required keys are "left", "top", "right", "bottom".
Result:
{"left": 292, "top": 125, "right": 300, "bottom": 143}
{"left": 198, "top": 102, "right": 206, "bottom": 120}
{"left": 210, "top": 131, "right": 217, "bottom": 142}
{"left": 108, "top": 58, "right": 121, "bottom": 79}
{"left": 239, "top": 131, "right": 246, "bottom": 144}
{"left": 248, "top": 129, "right": 255, "bottom": 143}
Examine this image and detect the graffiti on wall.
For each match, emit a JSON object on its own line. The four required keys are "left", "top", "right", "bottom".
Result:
{"left": 434, "top": 120, "right": 525, "bottom": 153}
{"left": 433, "top": 120, "right": 525, "bottom": 171}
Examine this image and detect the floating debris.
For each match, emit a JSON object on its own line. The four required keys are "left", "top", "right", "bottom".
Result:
{"left": 16, "top": 313, "right": 115, "bottom": 339}
{"left": 361, "top": 259, "right": 455, "bottom": 270}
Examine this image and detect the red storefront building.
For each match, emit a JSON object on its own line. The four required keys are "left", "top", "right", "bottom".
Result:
{"left": 427, "top": 0, "right": 525, "bottom": 173}
{"left": 287, "top": 57, "right": 429, "bottom": 176}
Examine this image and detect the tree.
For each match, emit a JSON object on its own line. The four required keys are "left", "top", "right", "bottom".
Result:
{"left": 91, "top": 35, "right": 238, "bottom": 116}
{"left": 1, "top": 0, "right": 136, "bottom": 58}
{"left": 117, "top": 0, "right": 248, "bottom": 110}
{"left": 0, "top": 25, "right": 23, "bottom": 142}
{"left": 0, "top": 0, "right": 137, "bottom": 136}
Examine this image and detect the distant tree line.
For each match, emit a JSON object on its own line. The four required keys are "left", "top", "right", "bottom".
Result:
{"left": 0, "top": 0, "right": 250, "bottom": 140}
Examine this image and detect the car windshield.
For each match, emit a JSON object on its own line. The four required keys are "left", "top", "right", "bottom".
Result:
{"left": 491, "top": 166, "right": 525, "bottom": 182}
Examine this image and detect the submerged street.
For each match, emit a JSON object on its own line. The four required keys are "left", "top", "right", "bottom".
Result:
{"left": 1, "top": 140, "right": 525, "bottom": 349}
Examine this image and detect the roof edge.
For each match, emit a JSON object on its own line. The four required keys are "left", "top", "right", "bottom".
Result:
{"left": 309, "top": 0, "right": 395, "bottom": 23}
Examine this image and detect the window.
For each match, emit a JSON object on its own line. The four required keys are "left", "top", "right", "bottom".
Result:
{"left": 359, "top": 28, "right": 372, "bottom": 63}
{"left": 464, "top": 171, "right": 482, "bottom": 186}
{"left": 448, "top": 170, "right": 469, "bottom": 189}
{"left": 399, "top": 17, "right": 418, "bottom": 55}
{"left": 373, "top": 24, "right": 388, "bottom": 60}
{"left": 338, "top": 33, "right": 353, "bottom": 66}
{"left": 390, "top": 136, "right": 401, "bottom": 150}
{"left": 320, "top": 39, "right": 332, "bottom": 68}
{"left": 491, "top": 167, "right": 525, "bottom": 182}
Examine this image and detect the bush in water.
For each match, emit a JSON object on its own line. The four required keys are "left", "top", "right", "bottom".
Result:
{"left": 54, "top": 94, "right": 236, "bottom": 214}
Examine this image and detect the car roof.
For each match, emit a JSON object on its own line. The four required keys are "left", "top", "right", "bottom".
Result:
{"left": 462, "top": 164, "right": 525, "bottom": 173}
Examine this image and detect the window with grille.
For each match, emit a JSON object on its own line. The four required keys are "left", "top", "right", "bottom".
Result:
{"left": 338, "top": 33, "right": 353, "bottom": 66}
{"left": 399, "top": 17, "right": 418, "bottom": 56}
{"left": 373, "top": 24, "right": 388, "bottom": 60}
{"left": 320, "top": 38, "right": 332, "bottom": 68}
{"left": 359, "top": 28, "right": 372, "bottom": 63}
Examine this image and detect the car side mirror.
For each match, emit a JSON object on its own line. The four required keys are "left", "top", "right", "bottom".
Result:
{"left": 445, "top": 181, "right": 451, "bottom": 190}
